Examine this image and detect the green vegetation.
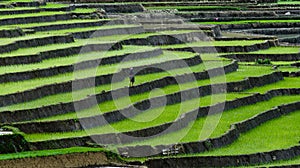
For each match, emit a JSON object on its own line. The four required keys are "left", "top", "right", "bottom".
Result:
{"left": 0, "top": 0, "right": 299, "bottom": 166}
{"left": 0, "top": 147, "right": 104, "bottom": 160}
{"left": 198, "top": 109, "right": 300, "bottom": 156}
{"left": 125, "top": 95, "right": 300, "bottom": 147}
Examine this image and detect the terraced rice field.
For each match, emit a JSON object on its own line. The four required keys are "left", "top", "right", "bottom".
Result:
{"left": 0, "top": 0, "right": 299, "bottom": 167}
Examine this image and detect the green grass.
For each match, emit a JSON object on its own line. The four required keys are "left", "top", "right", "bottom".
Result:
{"left": 39, "top": 3, "right": 69, "bottom": 8}
{"left": 0, "top": 147, "right": 104, "bottom": 160}
{"left": 0, "top": 59, "right": 228, "bottom": 112}
{"left": 71, "top": 8, "right": 98, "bottom": 13}
{"left": 24, "top": 93, "right": 247, "bottom": 142}
{"left": 0, "top": 30, "right": 199, "bottom": 58}
{"left": 0, "top": 19, "right": 107, "bottom": 30}
{"left": 0, "top": 45, "right": 157, "bottom": 75}
{"left": 0, "top": 11, "right": 67, "bottom": 19}
{"left": 36, "top": 24, "right": 139, "bottom": 35}
{"left": 249, "top": 46, "right": 300, "bottom": 54}
{"left": 0, "top": 33, "right": 63, "bottom": 46}
{"left": 0, "top": 39, "right": 105, "bottom": 58}
{"left": 197, "top": 108, "right": 300, "bottom": 156}
{"left": 0, "top": 52, "right": 200, "bottom": 95}
{"left": 0, "top": 50, "right": 200, "bottom": 96}
{"left": 278, "top": 0, "right": 300, "bottom": 4}
{"left": 0, "top": 7, "right": 36, "bottom": 11}
{"left": 245, "top": 77, "right": 300, "bottom": 94}
{"left": 25, "top": 94, "right": 300, "bottom": 145}
{"left": 123, "top": 95, "right": 300, "bottom": 147}
{"left": 0, "top": 64, "right": 270, "bottom": 114}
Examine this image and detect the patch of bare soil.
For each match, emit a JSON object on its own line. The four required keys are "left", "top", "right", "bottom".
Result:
{"left": 0, "top": 151, "right": 129, "bottom": 168}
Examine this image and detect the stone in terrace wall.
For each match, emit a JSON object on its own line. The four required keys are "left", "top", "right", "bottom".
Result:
{"left": 0, "top": 28, "right": 25, "bottom": 38}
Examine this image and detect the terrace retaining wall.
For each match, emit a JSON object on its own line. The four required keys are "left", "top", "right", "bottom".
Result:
{"left": 28, "top": 88, "right": 298, "bottom": 151}
{"left": 167, "top": 40, "right": 277, "bottom": 53}
{"left": 234, "top": 28, "right": 300, "bottom": 35}
{"left": 28, "top": 19, "right": 124, "bottom": 32}
{"left": 0, "top": 41, "right": 123, "bottom": 65}
{"left": 0, "top": 13, "right": 72, "bottom": 26}
{"left": 0, "top": 28, "right": 25, "bottom": 38}
{"left": 0, "top": 48, "right": 163, "bottom": 83}
{"left": 8, "top": 71, "right": 283, "bottom": 134}
{"left": 0, "top": 8, "right": 42, "bottom": 15}
{"left": 0, "top": 61, "right": 237, "bottom": 123}
{"left": 178, "top": 11, "right": 277, "bottom": 19}
{"left": 223, "top": 53, "right": 300, "bottom": 61}
{"left": 0, "top": 34, "right": 74, "bottom": 54}
{"left": 73, "top": 4, "right": 145, "bottom": 13}
{"left": 279, "top": 36, "right": 300, "bottom": 44}
{"left": 0, "top": 55, "right": 201, "bottom": 107}
{"left": 121, "top": 32, "right": 211, "bottom": 46}
{"left": 145, "top": 144, "right": 300, "bottom": 167}
{"left": 191, "top": 16, "right": 300, "bottom": 22}
{"left": 72, "top": 26, "right": 145, "bottom": 39}
{"left": 218, "top": 22, "right": 300, "bottom": 30}
{"left": 117, "top": 89, "right": 300, "bottom": 157}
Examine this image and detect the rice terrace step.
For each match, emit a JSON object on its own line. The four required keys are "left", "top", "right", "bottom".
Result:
{"left": 0, "top": 0, "right": 299, "bottom": 167}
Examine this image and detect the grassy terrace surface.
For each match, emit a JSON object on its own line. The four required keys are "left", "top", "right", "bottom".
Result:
{"left": 0, "top": 24, "right": 139, "bottom": 46}
{"left": 0, "top": 0, "right": 300, "bottom": 166}
{"left": 0, "top": 50, "right": 199, "bottom": 96}
{"left": 35, "top": 24, "right": 140, "bottom": 35}
{"left": 197, "top": 109, "right": 300, "bottom": 156}
{"left": 25, "top": 93, "right": 248, "bottom": 142}
{"left": 0, "top": 19, "right": 110, "bottom": 30}
{"left": 0, "top": 59, "right": 229, "bottom": 112}
{"left": 0, "top": 30, "right": 199, "bottom": 58}
{"left": 124, "top": 95, "right": 300, "bottom": 147}
{"left": 30, "top": 64, "right": 270, "bottom": 121}
{"left": 0, "top": 11, "right": 68, "bottom": 19}
{"left": 249, "top": 46, "right": 300, "bottom": 54}
{"left": 0, "top": 45, "right": 157, "bottom": 74}
{"left": 0, "top": 33, "right": 68, "bottom": 46}
{"left": 0, "top": 147, "right": 104, "bottom": 161}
